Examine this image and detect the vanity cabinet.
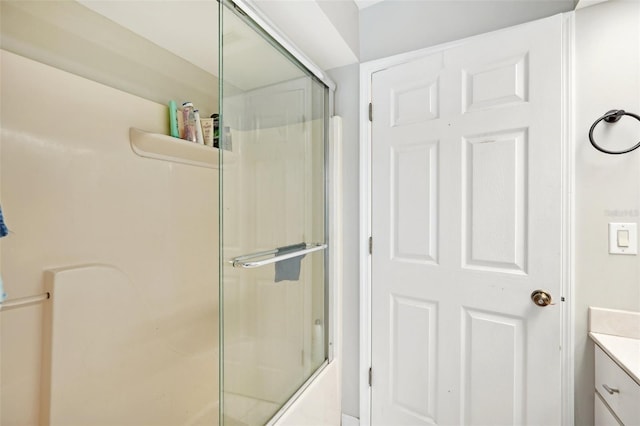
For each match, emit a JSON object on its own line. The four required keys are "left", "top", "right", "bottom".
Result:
{"left": 594, "top": 345, "right": 640, "bottom": 425}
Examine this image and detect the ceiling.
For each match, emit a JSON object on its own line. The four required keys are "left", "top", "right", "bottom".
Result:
{"left": 353, "top": 0, "right": 385, "bottom": 9}
{"left": 76, "top": 0, "right": 584, "bottom": 85}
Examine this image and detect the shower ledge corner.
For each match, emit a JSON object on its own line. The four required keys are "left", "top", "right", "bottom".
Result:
{"left": 129, "top": 127, "right": 221, "bottom": 169}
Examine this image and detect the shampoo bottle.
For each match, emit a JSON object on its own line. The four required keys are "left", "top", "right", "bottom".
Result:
{"left": 182, "top": 102, "right": 197, "bottom": 143}
{"left": 168, "top": 100, "right": 179, "bottom": 138}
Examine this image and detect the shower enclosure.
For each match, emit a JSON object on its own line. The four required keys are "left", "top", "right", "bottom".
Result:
{"left": 219, "top": 2, "right": 330, "bottom": 424}
{"left": 0, "top": 0, "right": 332, "bottom": 425}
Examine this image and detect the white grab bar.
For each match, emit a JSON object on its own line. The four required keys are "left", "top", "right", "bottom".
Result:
{"left": 0, "top": 292, "right": 50, "bottom": 311}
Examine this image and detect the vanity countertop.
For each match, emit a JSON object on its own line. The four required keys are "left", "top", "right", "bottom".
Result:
{"left": 589, "top": 307, "right": 640, "bottom": 385}
{"left": 589, "top": 331, "right": 640, "bottom": 385}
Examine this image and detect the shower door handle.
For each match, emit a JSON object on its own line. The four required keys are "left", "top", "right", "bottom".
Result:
{"left": 231, "top": 243, "right": 327, "bottom": 269}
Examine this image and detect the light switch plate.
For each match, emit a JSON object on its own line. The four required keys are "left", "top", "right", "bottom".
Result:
{"left": 609, "top": 223, "right": 638, "bottom": 255}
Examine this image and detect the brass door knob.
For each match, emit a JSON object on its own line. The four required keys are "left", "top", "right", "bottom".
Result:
{"left": 531, "top": 290, "right": 553, "bottom": 307}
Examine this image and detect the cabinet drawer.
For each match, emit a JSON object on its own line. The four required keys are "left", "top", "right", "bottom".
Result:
{"left": 595, "top": 345, "right": 640, "bottom": 425}
{"left": 595, "top": 392, "right": 621, "bottom": 425}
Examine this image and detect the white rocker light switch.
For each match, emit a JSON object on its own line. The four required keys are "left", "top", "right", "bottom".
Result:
{"left": 617, "top": 229, "right": 630, "bottom": 247}
{"left": 609, "top": 223, "right": 638, "bottom": 255}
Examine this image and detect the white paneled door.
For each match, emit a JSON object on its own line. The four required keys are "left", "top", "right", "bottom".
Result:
{"left": 370, "top": 15, "right": 565, "bottom": 425}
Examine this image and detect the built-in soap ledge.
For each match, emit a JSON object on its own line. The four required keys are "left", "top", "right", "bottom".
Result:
{"left": 129, "top": 127, "right": 219, "bottom": 169}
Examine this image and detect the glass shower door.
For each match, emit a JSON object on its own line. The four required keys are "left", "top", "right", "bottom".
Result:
{"left": 218, "top": 2, "right": 329, "bottom": 425}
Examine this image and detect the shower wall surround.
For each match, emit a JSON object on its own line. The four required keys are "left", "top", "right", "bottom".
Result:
{"left": 0, "top": 0, "right": 340, "bottom": 423}
{"left": 0, "top": 50, "right": 220, "bottom": 425}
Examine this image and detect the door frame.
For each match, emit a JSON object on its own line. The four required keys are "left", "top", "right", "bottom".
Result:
{"left": 358, "top": 12, "right": 575, "bottom": 426}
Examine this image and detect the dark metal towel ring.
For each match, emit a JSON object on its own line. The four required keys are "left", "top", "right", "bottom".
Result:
{"left": 589, "top": 109, "right": 640, "bottom": 155}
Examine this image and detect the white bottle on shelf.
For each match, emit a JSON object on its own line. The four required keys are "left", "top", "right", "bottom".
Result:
{"left": 312, "top": 319, "right": 324, "bottom": 365}
{"left": 194, "top": 109, "right": 205, "bottom": 145}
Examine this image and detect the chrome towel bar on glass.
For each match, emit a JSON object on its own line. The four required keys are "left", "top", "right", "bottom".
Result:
{"left": 231, "top": 243, "right": 327, "bottom": 269}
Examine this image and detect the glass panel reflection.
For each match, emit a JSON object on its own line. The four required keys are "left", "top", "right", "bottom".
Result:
{"left": 220, "top": 2, "right": 328, "bottom": 425}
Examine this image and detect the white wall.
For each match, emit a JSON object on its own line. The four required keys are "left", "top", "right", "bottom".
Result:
{"left": 359, "top": 0, "right": 575, "bottom": 62}
{"left": 249, "top": 0, "right": 358, "bottom": 71}
{"left": 573, "top": 1, "right": 640, "bottom": 425}
{"left": 317, "top": 0, "right": 360, "bottom": 59}
{"left": 1, "top": 50, "right": 219, "bottom": 425}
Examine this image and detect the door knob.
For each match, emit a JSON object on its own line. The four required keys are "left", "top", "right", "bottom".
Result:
{"left": 531, "top": 290, "right": 553, "bottom": 307}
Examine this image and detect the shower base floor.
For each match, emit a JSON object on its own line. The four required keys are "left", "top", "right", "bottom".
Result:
{"left": 223, "top": 392, "right": 280, "bottom": 426}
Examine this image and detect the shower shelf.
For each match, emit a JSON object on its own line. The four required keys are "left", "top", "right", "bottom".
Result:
{"left": 129, "top": 127, "right": 219, "bottom": 169}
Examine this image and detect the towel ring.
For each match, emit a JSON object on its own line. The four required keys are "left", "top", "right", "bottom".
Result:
{"left": 589, "top": 109, "right": 640, "bottom": 155}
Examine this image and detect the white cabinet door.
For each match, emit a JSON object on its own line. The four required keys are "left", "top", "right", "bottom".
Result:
{"left": 594, "top": 393, "right": 621, "bottom": 426}
{"left": 371, "top": 15, "right": 565, "bottom": 425}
